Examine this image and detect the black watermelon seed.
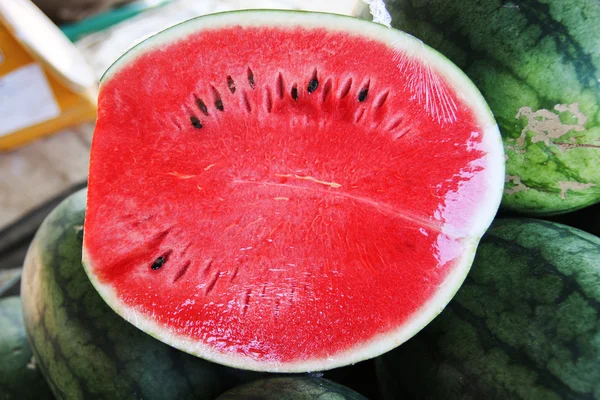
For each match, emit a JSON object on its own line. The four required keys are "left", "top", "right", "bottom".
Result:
{"left": 247, "top": 68, "right": 255, "bottom": 89}
{"left": 291, "top": 87, "right": 298, "bottom": 101}
{"left": 190, "top": 116, "right": 203, "bottom": 129}
{"left": 215, "top": 99, "right": 224, "bottom": 111}
{"left": 196, "top": 98, "right": 208, "bottom": 115}
{"left": 358, "top": 88, "right": 369, "bottom": 102}
{"left": 307, "top": 78, "right": 319, "bottom": 93}
{"left": 227, "top": 76, "right": 236, "bottom": 94}
{"left": 152, "top": 256, "right": 166, "bottom": 270}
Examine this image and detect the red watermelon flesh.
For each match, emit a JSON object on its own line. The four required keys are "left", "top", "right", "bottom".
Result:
{"left": 83, "top": 11, "right": 504, "bottom": 372}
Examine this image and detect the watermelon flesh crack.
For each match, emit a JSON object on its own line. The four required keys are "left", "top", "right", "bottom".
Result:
{"left": 83, "top": 10, "right": 505, "bottom": 372}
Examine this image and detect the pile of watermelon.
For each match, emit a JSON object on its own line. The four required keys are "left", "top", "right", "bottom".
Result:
{"left": 2, "top": 2, "right": 598, "bottom": 399}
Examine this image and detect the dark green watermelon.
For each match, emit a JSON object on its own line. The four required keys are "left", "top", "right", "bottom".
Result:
{"left": 216, "top": 376, "right": 367, "bottom": 399}
{"left": 386, "top": 0, "right": 600, "bottom": 215}
{"left": 376, "top": 218, "right": 600, "bottom": 399}
{"left": 0, "top": 296, "right": 53, "bottom": 400}
{"left": 20, "top": 189, "right": 257, "bottom": 400}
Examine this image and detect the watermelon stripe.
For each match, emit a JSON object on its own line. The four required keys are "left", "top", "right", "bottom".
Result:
{"left": 41, "top": 216, "right": 123, "bottom": 399}
{"left": 40, "top": 220, "right": 119, "bottom": 400}
{"left": 517, "top": 0, "right": 599, "bottom": 88}
{"left": 28, "top": 302, "right": 73, "bottom": 400}
{"left": 27, "top": 337, "right": 64, "bottom": 398}
{"left": 24, "top": 214, "right": 86, "bottom": 400}
{"left": 391, "top": 0, "right": 599, "bottom": 96}
{"left": 485, "top": 227, "right": 600, "bottom": 309}
{"left": 449, "top": 297, "right": 583, "bottom": 397}
{"left": 38, "top": 311, "right": 93, "bottom": 399}
{"left": 502, "top": 123, "right": 600, "bottom": 210}
{"left": 533, "top": 147, "right": 582, "bottom": 183}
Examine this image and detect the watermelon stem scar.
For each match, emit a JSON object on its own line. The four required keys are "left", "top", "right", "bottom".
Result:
{"left": 83, "top": 10, "right": 504, "bottom": 372}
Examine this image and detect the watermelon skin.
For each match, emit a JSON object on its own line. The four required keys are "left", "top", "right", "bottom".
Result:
{"left": 386, "top": 0, "right": 600, "bottom": 215}
{"left": 216, "top": 377, "right": 367, "bottom": 399}
{"left": 376, "top": 218, "right": 600, "bottom": 399}
{"left": 0, "top": 296, "right": 53, "bottom": 400}
{"left": 20, "top": 189, "right": 257, "bottom": 400}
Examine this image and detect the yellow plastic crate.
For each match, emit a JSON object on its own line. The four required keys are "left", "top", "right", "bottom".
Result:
{"left": 0, "top": 0, "right": 97, "bottom": 151}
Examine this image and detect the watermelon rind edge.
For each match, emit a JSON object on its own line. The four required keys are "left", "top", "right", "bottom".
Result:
{"left": 83, "top": 10, "right": 505, "bottom": 372}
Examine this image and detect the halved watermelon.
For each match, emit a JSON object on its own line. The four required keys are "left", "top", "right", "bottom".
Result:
{"left": 83, "top": 10, "right": 504, "bottom": 372}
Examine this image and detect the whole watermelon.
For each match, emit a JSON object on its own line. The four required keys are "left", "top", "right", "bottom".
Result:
{"left": 216, "top": 377, "right": 367, "bottom": 400}
{"left": 20, "top": 189, "right": 257, "bottom": 400}
{"left": 376, "top": 218, "right": 600, "bottom": 399}
{"left": 0, "top": 296, "right": 53, "bottom": 400}
{"left": 386, "top": 0, "right": 600, "bottom": 215}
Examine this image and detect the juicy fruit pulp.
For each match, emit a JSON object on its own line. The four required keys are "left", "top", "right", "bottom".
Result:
{"left": 84, "top": 11, "right": 504, "bottom": 371}
{"left": 386, "top": 0, "right": 600, "bottom": 215}
{"left": 376, "top": 218, "right": 600, "bottom": 399}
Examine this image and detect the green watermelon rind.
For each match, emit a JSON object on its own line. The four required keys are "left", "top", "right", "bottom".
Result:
{"left": 84, "top": 10, "right": 505, "bottom": 372}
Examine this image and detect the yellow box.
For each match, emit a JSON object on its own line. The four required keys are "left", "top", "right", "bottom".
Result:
{"left": 0, "top": 0, "right": 97, "bottom": 151}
